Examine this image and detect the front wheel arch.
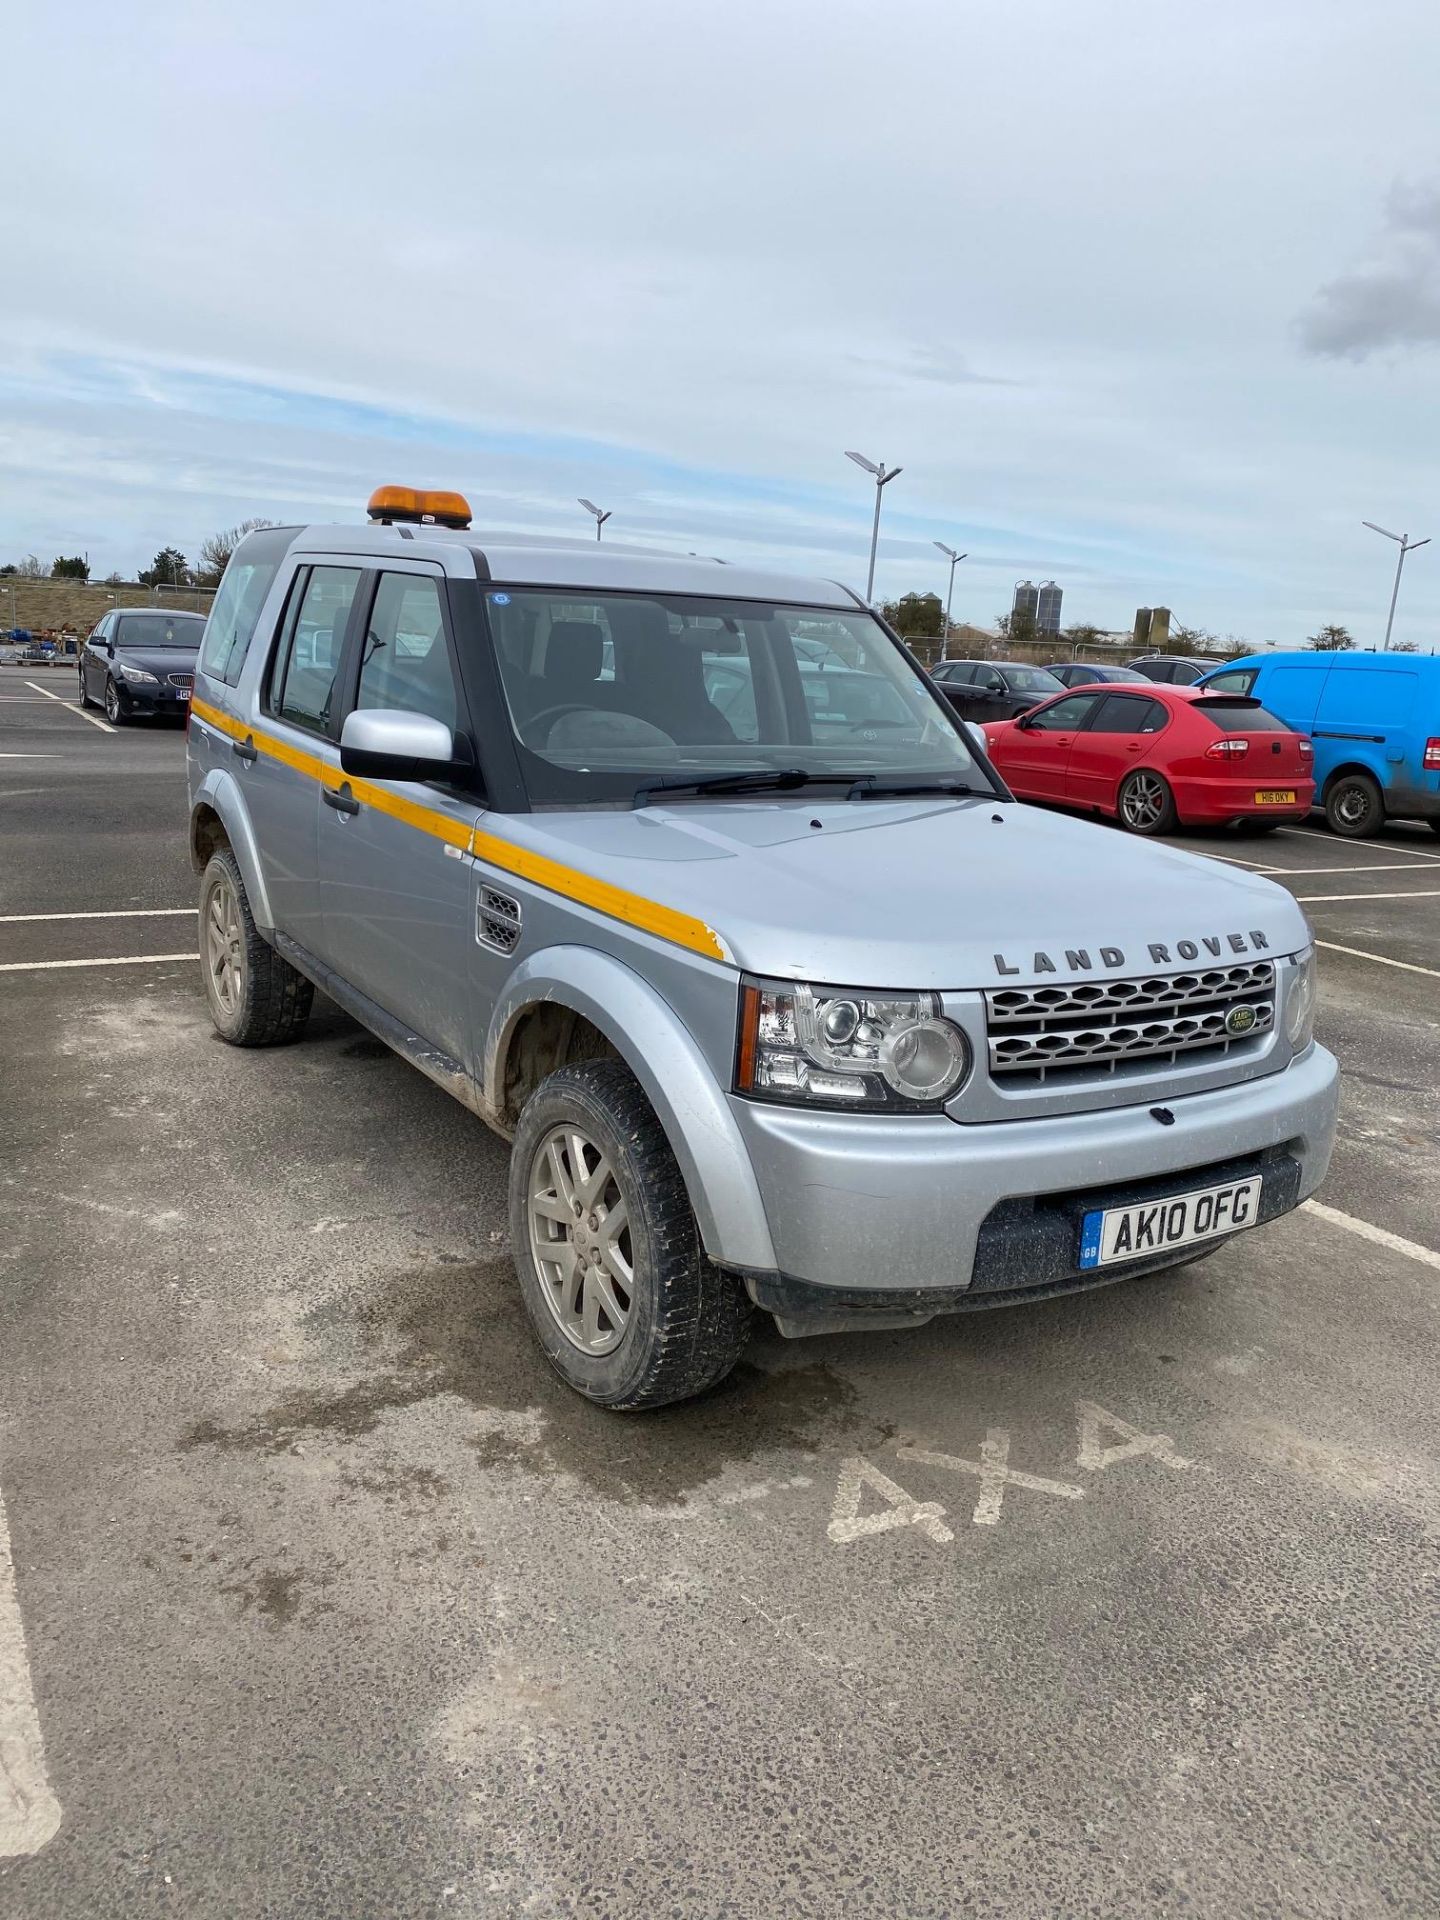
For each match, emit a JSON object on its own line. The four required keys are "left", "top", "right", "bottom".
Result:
{"left": 484, "top": 948, "right": 777, "bottom": 1274}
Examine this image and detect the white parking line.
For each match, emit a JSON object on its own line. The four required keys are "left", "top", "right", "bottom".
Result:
{"left": 1275, "top": 827, "right": 1440, "bottom": 863}
{"left": 0, "top": 755, "right": 56, "bottom": 759}
{"left": 1302, "top": 1199, "right": 1440, "bottom": 1274}
{"left": 0, "top": 908, "right": 191, "bottom": 924}
{"left": 23, "top": 681, "right": 113, "bottom": 734}
{"left": 1316, "top": 939, "right": 1440, "bottom": 979}
{"left": 1297, "top": 889, "right": 1440, "bottom": 903}
{"left": 0, "top": 952, "right": 198, "bottom": 973}
{"left": 1264, "top": 863, "right": 1440, "bottom": 877}
{"left": 0, "top": 1481, "right": 62, "bottom": 1858}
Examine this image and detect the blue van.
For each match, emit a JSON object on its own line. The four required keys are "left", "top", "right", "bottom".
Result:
{"left": 1197, "top": 651, "right": 1440, "bottom": 838}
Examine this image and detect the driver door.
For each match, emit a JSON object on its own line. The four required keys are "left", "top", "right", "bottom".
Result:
{"left": 319, "top": 564, "right": 483, "bottom": 1070}
{"left": 1002, "top": 691, "right": 1100, "bottom": 799}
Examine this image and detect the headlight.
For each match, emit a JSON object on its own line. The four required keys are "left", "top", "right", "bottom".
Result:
{"left": 1284, "top": 948, "right": 1317, "bottom": 1051}
{"left": 737, "top": 979, "right": 971, "bottom": 1110}
{"left": 118, "top": 663, "right": 158, "bottom": 685}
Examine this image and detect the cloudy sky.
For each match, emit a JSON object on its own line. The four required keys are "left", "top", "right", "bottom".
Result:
{"left": 4, "top": 0, "right": 1440, "bottom": 648}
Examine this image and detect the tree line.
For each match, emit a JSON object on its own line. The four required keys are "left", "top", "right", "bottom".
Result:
{"left": 1, "top": 519, "right": 275, "bottom": 590}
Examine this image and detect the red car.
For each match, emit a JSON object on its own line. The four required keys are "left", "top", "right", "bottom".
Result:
{"left": 981, "top": 685, "right": 1315, "bottom": 835}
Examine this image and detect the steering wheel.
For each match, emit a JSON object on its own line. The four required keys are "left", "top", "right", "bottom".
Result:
{"left": 524, "top": 702, "right": 594, "bottom": 742}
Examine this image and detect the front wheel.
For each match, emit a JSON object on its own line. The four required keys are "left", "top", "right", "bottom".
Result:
{"left": 1325, "top": 771, "right": 1383, "bottom": 838}
{"left": 1117, "top": 768, "right": 1177, "bottom": 835}
{"left": 509, "top": 1059, "right": 752, "bottom": 1410}
{"left": 103, "top": 678, "right": 124, "bottom": 725}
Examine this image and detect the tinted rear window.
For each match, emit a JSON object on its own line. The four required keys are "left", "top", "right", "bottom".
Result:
{"left": 1195, "top": 699, "right": 1291, "bottom": 733}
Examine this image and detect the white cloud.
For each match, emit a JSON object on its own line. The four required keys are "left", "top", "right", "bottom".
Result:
{"left": 4, "top": 0, "right": 1440, "bottom": 647}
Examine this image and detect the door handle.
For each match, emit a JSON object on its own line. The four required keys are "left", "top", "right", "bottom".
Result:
{"left": 323, "top": 785, "right": 360, "bottom": 817}
{"left": 232, "top": 736, "right": 258, "bottom": 765}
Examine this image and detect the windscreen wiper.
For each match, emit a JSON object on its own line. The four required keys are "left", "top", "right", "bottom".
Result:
{"left": 845, "top": 775, "right": 989, "bottom": 800}
{"left": 633, "top": 769, "right": 859, "bottom": 807}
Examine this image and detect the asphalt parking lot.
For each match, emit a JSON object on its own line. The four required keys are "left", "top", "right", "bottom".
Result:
{"left": 2, "top": 663, "right": 1437, "bottom": 1919}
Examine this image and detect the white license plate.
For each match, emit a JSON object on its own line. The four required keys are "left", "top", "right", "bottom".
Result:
{"left": 1078, "top": 1175, "right": 1262, "bottom": 1269}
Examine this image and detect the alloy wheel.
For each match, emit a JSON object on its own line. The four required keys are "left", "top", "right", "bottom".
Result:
{"left": 526, "top": 1125, "right": 634, "bottom": 1355}
{"left": 104, "top": 681, "right": 120, "bottom": 723}
{"left": 204, "top": 870, "right": 245, "bottom": 1017}
{"left": 1121, "top": 771, "right": 1166, "bottom": 829}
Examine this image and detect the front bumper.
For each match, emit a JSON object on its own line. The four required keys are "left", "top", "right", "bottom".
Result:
{"left": 727, "top": 1041, "right": 1338, "bottom": 1309}
{"left": 116, "top": 682, "right": 190, "bottom": 715}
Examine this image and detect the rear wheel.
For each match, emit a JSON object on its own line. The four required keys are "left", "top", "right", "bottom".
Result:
{"left": 77, "top": 668, "right": 93, "bottom": 708}
{"left": 509, "top": 1059, "right": 752, "bottom": 1410}
{"left": 200, "top": 848, "right": 313, "bottom": 1045}
{"left": 1117, "top": 768, "right": 1177, "bottom": 835}
{"left": 1324, "top": 771, "right": 1383, "bottom": 838}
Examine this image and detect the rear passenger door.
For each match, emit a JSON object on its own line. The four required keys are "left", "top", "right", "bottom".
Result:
{"left": 243, "top": 561, "right": 362, "bottom": 959}
{"left": 1066, "top": 692, "right": 1168, "bottom": 809}
{"left": 319, "top": 564, "right": 483, "bottom": 1069}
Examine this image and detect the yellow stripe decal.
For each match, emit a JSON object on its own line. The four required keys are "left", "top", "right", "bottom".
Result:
{"left": 190, "top": 697, "right": 727, "bottom": 962}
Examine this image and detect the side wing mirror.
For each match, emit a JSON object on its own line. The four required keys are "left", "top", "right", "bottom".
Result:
{"left": 340, "top": 708, "right": 467, "bottom": 782}
{"left": 964, "top": 721, "right": 989, "bottom": 753}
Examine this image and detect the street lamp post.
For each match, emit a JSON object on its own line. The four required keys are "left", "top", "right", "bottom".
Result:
{"left": 845, "top": 451, "right": 902, "bottom": 603}
{"left": 579, "top": 498, "right": 612, "bottom": 543}
{"left": 1362, "top": 520, "right": 1430, "bottom": 652}
{"left": 933, "top": 541, "right": 967, "bottom": 657}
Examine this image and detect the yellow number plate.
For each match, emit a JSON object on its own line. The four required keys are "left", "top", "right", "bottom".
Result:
{"left": 1254, "top": 789, "right": 1296, "bottom": 805}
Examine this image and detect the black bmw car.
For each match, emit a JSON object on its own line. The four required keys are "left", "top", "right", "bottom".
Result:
{"left": 928, "top": 658, "right": 1066, "bottom": 723}
{"left": 79, "top": 608, "right": 207, "bottom": 724}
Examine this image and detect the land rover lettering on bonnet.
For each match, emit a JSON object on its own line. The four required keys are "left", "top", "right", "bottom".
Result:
{"left": 186, "top": 491, "right": 1340, "bottom": 1409}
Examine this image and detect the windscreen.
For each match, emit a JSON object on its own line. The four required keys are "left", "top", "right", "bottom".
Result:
{"left": 1195, "top": 699, "right": 1293, "bottom": 734}
{"left": 115, "top": 614, "right": 205, "bottom": 648}
{"left": 483, "top": 590, "right": 986, "bottom": 804}
{"left": 1003, "top": 666, "right": 1065, "bottom": 693}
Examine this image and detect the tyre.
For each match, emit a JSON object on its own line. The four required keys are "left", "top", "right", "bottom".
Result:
{"left": 1117, "top": 768, "right": 1177, "bottom": 835}
{"left": 103, "top": 678, "right": 125, "bottom": 725}
{"left": 1324, "top": 771, "right": 1383, "bottom": 838}
{"left": 199, "top": 847, "right": 313, "bottom": 1046}
{"left": 78, "top": 670, "right": 93, "bottom": 708}
{"left": 509, "top": 1059, "right": 752, "bottom": 1410}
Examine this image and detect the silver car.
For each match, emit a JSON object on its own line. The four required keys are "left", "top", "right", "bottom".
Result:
{"left": 186, "top": 495, "right": 1339, "bottom": 1409}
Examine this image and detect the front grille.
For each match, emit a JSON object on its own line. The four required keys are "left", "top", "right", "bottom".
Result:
{"left": 985, "top": 961, "right": 1275, "bottom": 1087}
{"left": 167, "top": 671, "right": 194, "bottom": 690}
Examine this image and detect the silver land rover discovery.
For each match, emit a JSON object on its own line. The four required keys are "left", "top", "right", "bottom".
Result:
{"left": 186, "top": 488, "right": 1339, "bottom": 1409}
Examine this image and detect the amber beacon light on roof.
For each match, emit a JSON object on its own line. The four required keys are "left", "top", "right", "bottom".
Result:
{"left": 365, "top": 485, "right": 473, "bottom": 529}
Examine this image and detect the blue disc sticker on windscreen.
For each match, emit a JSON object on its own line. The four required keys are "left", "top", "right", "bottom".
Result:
{"left": 489, "top": 592, "right": 511, "bottom": 606}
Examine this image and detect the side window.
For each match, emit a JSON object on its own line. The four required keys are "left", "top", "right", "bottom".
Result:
{"left": 1090, "top": 693, "right": 1168, "bottom": 734}
{"left": 1028, "top": 693, "right": 1098, "bottom": 732}
{"left": 1203, "top": 670, "right": 1255, "bottom": 697}
{"left": 979, "top": 669, "right": 1006, "bottom": 693}
{"left": 702, "top": 657, "right": 759, "bottom": 741}
{"left": 200, "top": 558, "right": 282, "bottom": 686}
{"left": 268, "top": 566, "right": 360, "bottom": 734}
{"left": 355, "top": 574, "right": 457, "bottom": 730}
